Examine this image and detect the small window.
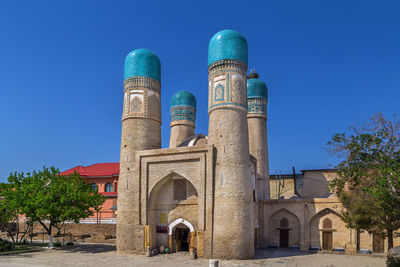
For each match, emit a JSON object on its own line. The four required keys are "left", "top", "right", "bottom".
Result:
{"left": 91, "top": 183, "right": 98, "bottom": 192}
{"left": 280, "top": 217, "right": 289, "bottom": 228}
{"left": 323, "top": 218, "right": 332, "bottom": 229}
{"left": 173, "top": 179, "right": 186, "bottom": 200}
{"left": 105, "top": 183, "right": 113, "bottom": 192}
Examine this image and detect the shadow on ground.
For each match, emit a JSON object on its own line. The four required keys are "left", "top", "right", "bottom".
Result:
{"left": 59, "top": 243, "right": 116, "bottom": 254}
{"left": 255, "top": 249, "right": 314, "bottom": 259}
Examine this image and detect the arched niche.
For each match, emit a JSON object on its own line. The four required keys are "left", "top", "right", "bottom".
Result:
{"left": 267, "top": 208, "right": 300, "bottom": 248}
{"left": 309, "top": 208, "right": 347, "bottom": 250}
{"left": 148, "top": 172, "right": 199, "bottom": 250}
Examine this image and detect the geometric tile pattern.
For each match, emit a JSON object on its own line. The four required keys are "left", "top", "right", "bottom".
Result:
{"left": 122, "top": 76, "right": 161, "bottom": 123}
{"left": 170, "top": 105, "right": 196, "bottom": 127}
{"left": 208, "top": 59, "right": 248, "bottom": 113}
{"left": 247, "top": 97, "right": 267, "bottom": 119}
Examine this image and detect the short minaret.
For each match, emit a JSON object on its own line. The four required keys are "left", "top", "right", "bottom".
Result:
{"left": 247, "top": 71, "right": 270, "bottom": 200}
{"left": 208, "top": 29, "right": 254, "bottom": 259}
{"left": 169, "top": 90, "right": 196, "bottom": 147}
{"left": 117, "top": 49, "right": 161, "bottom": 252}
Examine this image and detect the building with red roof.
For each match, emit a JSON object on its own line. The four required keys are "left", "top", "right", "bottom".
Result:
{"left": 60, "top": 163, "right": 120, "bottom": 220}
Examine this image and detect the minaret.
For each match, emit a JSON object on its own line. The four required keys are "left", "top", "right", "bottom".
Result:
{"left": 117, "top": 49, "right": 161, "bottom": 252}
{"left": 247, "top": 71, "right": 270, "bottom": 200}
{"left": 169, "top": 90, "right": 196, "bottom": 147}
{"left": 208, "top": 30, "right": 254, "bottom": 259}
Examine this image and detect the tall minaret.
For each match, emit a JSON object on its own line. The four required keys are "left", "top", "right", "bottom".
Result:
{"left": 208, "top": 30, "right": 254, "bottom": 259}
{"left": 117, "top": 49, "right": 161, "bottom": 252}
{"left": 247, "top": 71, "right": 270, "bottom": 200}
{"left": 169, "top": 90, "right": 196, "bottom": 147}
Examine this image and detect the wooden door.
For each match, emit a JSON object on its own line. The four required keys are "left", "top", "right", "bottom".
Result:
{"left": 322, "top": 232, "right": 332, "bottom": 250}
{"left": 279, "top": 229, "right": 289, "bottom": 248}
{"left": 373, "top": 234, "right": 384, "bottom": 253}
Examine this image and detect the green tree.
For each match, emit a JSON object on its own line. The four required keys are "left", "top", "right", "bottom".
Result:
{"left": 2, "top": 167, "right": 105, "bottom": 247}
{"left": 328, "top": 113, "right": 400, "bottom": 249}
{"left": 0, "top": 180, "right": 32, "bottom": 245}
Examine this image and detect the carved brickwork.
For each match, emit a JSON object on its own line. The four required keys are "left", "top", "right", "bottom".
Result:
{"left": 170, "top": 105, "right": 196, "bottom": 127}
{"left": 122, "top": 76, "right": 161, "bottom": 123}
{"left": 208, "top": 59, "right": 247, "bottom": 114}
{"left": 247, "top": 97, "right": 267, "bottom": 119}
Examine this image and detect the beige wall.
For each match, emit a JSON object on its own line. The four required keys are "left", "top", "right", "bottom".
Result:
{"left": 269, "top": 176, "right": 296, "bottom": 199}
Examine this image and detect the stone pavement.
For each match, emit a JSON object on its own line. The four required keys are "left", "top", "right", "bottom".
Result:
{"left": 0, "top": 244, "right": 385, "bottom": 267}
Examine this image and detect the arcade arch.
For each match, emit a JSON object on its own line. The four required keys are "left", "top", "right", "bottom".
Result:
{"left": 148, "top": 172, "right": 199, "bottom": 251}
{"left": 309, "top": 208, "right": 346, "bottom": 251}
{"left": 267, "top": 208, "right": 300, "bottom": 248}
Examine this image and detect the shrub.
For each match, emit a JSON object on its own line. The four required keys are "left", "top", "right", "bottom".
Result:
{"left": 387, "top": 255, "right": 400, "bottom": 267}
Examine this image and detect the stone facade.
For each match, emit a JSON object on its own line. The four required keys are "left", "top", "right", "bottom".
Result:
{"left": 116, "top": 30, "right": 399, "bottom": 260}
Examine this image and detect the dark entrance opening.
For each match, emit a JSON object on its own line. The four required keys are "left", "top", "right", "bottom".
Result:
{"left": 322, "top": 232, "right": 333, "bottom": 251}
{"left": 175, "top": 228, "right": 189, "bottom": 251}
{"left": 373, "top": 234, "right": 384, "bottom": 253}
{"left": 279, "top": 229, "right": 289, "bottom": 248}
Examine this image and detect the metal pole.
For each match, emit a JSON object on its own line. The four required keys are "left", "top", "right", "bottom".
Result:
{"left": 275, "top": 170, "right": 278, "bottom": 199}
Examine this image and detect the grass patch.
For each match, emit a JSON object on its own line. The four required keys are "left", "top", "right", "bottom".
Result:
{"left": 0, "top": 240, "right": 30, "bottom": 253}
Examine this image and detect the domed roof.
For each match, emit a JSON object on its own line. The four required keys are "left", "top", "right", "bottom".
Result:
{"left": 170, "top": 90, "right": 196, "bottom": 108}
{"left": 247, "top": 78, "right": 268, "bottom": 99}
{"left": 177, "top": 134, "right": 208, "bottom": 147}
{"left": 208, "top": 29, "right": 248, "bottom": 66}
{"left": 124, "top": 49, "right": 161, "bottom": 81}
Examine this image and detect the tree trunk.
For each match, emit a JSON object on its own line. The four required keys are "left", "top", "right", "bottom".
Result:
{"left": 387, "top": 229, "right": 394, "bottom": 250}
{"left": 48, "top": 224, "right": 53, "bottom": 248}
{"left": 38, "top": 221, "right": 53, "bottom": 248}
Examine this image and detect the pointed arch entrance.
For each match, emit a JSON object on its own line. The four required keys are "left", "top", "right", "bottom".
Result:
{"left": 168, "top": 218, "right": 195, "bottom": 252}
{"left": 148, "top": 172, "right": 199, "bottom": 251}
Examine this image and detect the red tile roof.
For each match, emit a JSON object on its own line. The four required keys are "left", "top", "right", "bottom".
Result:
{"left": 60, "top": 163, "right": 120, "bottom": 177}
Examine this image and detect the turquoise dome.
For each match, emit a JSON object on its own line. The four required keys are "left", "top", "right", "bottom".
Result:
{"left": 124, "top": 49, "right": 161, "bottom": 81}
{"left": 208, "top": 29, "right": 248, "bottom": 66}
{"left": 170, "top": 90, "right": 196, "bottom": 108}
{"left": 247, "top": 78, "right": 268, "bottom": 99}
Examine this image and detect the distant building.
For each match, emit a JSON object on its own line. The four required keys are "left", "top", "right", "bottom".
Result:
{"left": 60, "top": 163, "right": 119, "bottom": 219}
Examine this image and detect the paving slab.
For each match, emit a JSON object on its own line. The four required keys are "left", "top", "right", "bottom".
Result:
{"left": 0, "top": 244, "right": 386, "bottom": 267}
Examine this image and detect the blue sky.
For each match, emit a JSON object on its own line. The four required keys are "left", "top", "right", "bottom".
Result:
{"left": 1, "top": 0, "right": 399, "bottom": 182}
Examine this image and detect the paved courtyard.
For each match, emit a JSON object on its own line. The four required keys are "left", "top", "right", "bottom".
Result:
{"left": 0, "top": 244, "right": 385, "bottom": 267}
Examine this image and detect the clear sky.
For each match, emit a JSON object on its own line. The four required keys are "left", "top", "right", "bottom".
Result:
{"left": 1, "top": 0, "right": 399, "bottom": 182}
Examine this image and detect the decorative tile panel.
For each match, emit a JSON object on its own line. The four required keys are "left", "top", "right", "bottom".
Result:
{"left": 208, "top": 59, "right": 247, "bottom": 113}
{"left": 122, "top": 76, "right": 161, "bottom": 123}
{"left": 247, "top": 97, "right": 267, "bottom": 119}
{"left": 170, "top": 105, "right": 196, "bottom": 127}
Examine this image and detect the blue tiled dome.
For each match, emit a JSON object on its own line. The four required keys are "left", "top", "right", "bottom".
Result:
{"left": 124, "top": 49, "right": 161, "bottom": 81}
{"left": 247, "top": 78, "right": 268, "bottom": 99}
{"left": 170, "top": 90, "right": 196, "bottom": 108}
{"left": 208, "top": 29, "right": 248, "bottom": 66}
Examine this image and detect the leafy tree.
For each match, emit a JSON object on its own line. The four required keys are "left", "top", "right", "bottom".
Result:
{"left": 2, "top": 167, "right": 105, "bottom": 247}
{"left": 0, "top": 180, "right": 33, "bottom": 245}
{"left": 328, "top": 113, "right": 400, "bottom": 249}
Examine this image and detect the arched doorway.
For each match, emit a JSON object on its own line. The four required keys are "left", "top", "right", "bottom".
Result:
{"left": 322, "top": 218, "right": 333, "bottom": 251}
{"left": 148, "top": 172, "right": 198, "bottom": 251}
{"left": 168, "top": 218, "right": 195, "bottom": 253}
{"left": 268, "top": 208, "right": 300, "bottom": 249}
{"left": 279, "top": 217, "right": 289, "bottom": 248}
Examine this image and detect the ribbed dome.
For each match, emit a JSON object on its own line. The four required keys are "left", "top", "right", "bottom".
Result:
{"left": 124, "top": 49, "right": 161, "bottom": 81}
{"left": 170, "top": 90, "right": 196, "bottom": 108}
{"left": 208, "top": 29, "right": 248, "bottom": 66}
{"left": 247, "top": 78, "right": 268, "bottom": 99}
